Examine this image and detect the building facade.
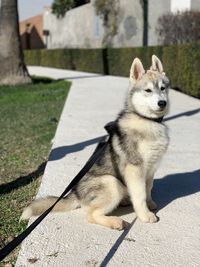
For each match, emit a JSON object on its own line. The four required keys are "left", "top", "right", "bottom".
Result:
{"left": 20, "top": 14, "right": 45, "bottom": 49}
{"left": 20, "top": 0, "right": 200, "bottom": 49}
{"left": 43, "top": 0, "right": 145, "bottom": 49}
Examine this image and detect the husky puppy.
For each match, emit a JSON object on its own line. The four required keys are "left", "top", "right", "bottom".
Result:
{"left": 22, "top": 55, "right": 170, "bottom": 230}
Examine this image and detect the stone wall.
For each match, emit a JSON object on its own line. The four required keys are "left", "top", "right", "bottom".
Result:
{"left": 43, "top": 0, "right": 200, "bottom": 49}
{"left": 148, "top": 0, "right": 171, "bottom": 46}
{"left": 191, "top": 0, "right": 200, "bottom": 10}
{"left": 43, "top": 0, "right": 144, "bottom": 49}
{"left": 112, "top": 0, "right": 143, "bottom": 47}
{"left": 43, "top": 3, "right": 103, "bottom": 48}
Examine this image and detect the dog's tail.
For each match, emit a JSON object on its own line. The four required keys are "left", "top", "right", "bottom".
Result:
{"left": 20, "top": 192, "right": 80, "bottom": 220}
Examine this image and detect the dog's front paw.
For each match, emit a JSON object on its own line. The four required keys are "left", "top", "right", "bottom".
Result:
{"left": 138, "top": 211, "right": 158, "bottom": 223}
{"left": 147, "top": 199, "right": 157, "bottom": 210}
{"left": 108, "top": 217, "right": 130, "bottom": 230}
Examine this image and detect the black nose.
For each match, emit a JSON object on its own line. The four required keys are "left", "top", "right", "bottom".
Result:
{"left": 158, "top": 100, "right": 167, "bottom": 108}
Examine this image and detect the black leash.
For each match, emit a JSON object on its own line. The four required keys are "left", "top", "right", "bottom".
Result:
{"left": 0, "top": 134, "right": 109, "bottom": 262}
{"left": 0, "top": 114, "right": 164, "bottom": 261}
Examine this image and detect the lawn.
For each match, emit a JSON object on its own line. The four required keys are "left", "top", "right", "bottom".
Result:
{"left": 0, "top": 77, "right": 70, "bottom": 266}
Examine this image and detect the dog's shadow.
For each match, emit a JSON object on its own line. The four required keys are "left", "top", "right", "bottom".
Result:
{"left": 113, "top": 169, "right": 200, "bottom": 216}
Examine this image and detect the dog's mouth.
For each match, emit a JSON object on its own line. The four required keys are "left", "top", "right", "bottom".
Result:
{"left": 153, "top": 106, "right": 168, "bottom": 116}
{"left": 158, "top": 107, "right": 166, "bottom": 112}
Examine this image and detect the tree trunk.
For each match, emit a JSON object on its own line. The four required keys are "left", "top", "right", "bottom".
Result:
{"left": 141, "top": 0, "right": 148, "bottom": 46}
{"left": 0, "top": 0, "right": 31, "bottom": 85}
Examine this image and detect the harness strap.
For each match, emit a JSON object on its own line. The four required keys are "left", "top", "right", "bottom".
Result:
{"left": 0, "top": 135, "right": 108, "bottom": 262}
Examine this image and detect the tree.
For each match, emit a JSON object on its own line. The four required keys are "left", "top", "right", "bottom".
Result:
{"left": 0, "top": 0, "right": 31, "bottom": 85}
{"left": 95, "top": 0, "right": 119, "bottom": 47}
{"left": 140, "top": 0, "right": 148, "bottom": 46}
{"left": 157, "top": 11, "right": 200, "bottom": 45}
{"left": 52, "top": 0, "right": 89, "bottom": 18}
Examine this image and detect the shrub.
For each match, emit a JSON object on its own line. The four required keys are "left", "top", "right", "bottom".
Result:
{"left": 71, "top": 49, "right": 104, "bottom": 73}
{"left": 107, "top": 46, "right": 163, "bottom": 76}
{"left": 24, "top": 48, "right": 104, "bottom": 74}
{"left": 163, "top": 44, "right": 200, "bottom": 97}
{"left": 52, "top": 0, "right": 90, "bottom": 18}
{"left": 157, "top": 11, "right": 200, "bottom": 45}
{"left": 24, "top": 44, "right": 200, "bottom": 98}
{"left": 25, "top": 49, "right": 41, "bottom": 66}
{"left": 107, "top": 45, "right": 199, "bottom": 98}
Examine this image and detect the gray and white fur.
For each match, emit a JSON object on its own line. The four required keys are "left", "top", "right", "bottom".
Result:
{"left": 21, "top": 55, "right": 170, "bottom": 230}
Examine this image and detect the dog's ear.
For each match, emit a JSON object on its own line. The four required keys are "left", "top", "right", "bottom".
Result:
{"left": 151, "top": 55, "right": 164, "bottom": 73}
{"left": 130, "top": 58, "right": 145, "bottom": 83}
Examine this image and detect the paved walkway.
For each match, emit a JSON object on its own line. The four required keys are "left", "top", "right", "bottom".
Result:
{"left": 16, "top": 66, "right": 200, "bottom": 267}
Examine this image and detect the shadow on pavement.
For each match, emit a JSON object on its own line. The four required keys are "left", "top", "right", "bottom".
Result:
{"left": 49, "top": 107, "right": 200, "bottom": 161}
{"left": 153, "top": 169, "right": 200, "bottom": 211}
{"left": 164, "top": 107, "right": 200, "bottom": 122}
{"left": 99, "top": 218, "right": 137, "bottom": 267}
{"left": 56, "top": 74, "right": 102, "bottom": 80}
{"left": 113, "top": 169, "right": 200, "bottom": 216}
{"left": 0, "top": 136, "right": 106, "bottom": 194}
{"left": 2, "top": 107, "right": 199, "bottom": 197}
{"left": 99, "top": 169, "right": 200, "bottom": 266}
{"left": 49, "top": 135, "right": 106, "bottom": 161}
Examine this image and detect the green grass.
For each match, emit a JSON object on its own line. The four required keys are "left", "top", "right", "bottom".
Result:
{"left": 0, "top": 78, "right": 71, "bottom": 266}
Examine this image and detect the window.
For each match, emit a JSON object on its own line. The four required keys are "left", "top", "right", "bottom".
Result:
{"left": 94, "top": 14, "right": 102, "bottom": 38}
{"left": 171, "top": 0, "right": 191, "bottom": 12}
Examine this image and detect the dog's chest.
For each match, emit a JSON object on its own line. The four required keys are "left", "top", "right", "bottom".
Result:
{"left": 139, "top": 124, "right": 169, "bottom": 170}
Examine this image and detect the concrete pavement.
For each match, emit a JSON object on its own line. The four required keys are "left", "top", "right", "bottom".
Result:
{"left": 16, "top": 66, "right": 200, "bottom": 267}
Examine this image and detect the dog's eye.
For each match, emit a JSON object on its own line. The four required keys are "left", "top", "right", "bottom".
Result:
{"left": 161, "top": 86, "right": 165, "bottom": 91}
{"left": 145, "top": 89, "right": 152, "bottom": 93}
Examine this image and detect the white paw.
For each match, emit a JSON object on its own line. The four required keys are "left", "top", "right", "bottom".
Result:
{"left": 138, "top": 211, "right": 158, "bottom": 223}
{"left": 109, "top": 217, "right": 129, "bottom": 231}
{"left": 20, "top": 207, "right": 32, "bottom": 221}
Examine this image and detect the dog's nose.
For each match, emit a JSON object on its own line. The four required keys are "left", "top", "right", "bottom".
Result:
{"left": 158, "top": 100, "right": 167, "bottom": 108}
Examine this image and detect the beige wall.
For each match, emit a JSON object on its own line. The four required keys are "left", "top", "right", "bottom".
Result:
{"left": 148, "top": 0, "right": 171, "bottom": 46}
{"left": 43, "top": 0, "right": 200, "bottom": 49}
{"left": 43, "top": 3, "right": 102, "bottom": 48}
{"left": 43, "top": 1, "right": 144, "bottom": 49}
{"left": 191, "top": 0, "right": 200, "bottom": 10}
{"left": 112, "top": 0, "right": 143, "bottom": 47}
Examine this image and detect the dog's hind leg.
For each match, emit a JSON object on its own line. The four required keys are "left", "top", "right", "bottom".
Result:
{"left": 87, "top": 204, "right": 127, "bottom": 230}
{"left": 85, "top": 175, "right": 129, "bottom": 230}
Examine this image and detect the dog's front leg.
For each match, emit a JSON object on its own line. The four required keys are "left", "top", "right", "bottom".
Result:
{"left": 124, "top": 164, "right": 157, "bottom": 223}
{"left": 146, "top": 174, "right": 157, "bottom": 210}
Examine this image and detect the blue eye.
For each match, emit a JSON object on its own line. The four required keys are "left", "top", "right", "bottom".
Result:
{"left": 145, "top": 89, "right": 152, "bottom": 93}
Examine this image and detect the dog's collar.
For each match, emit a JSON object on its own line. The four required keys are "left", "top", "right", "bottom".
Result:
{"left": 149, "top": 116, "right": 164, "bottom": 123}
{"left": 134, "top": 112, "right": 164, "bottom": 123}
{"left": 104, "top": 113, "right": 164, "bottom": 136}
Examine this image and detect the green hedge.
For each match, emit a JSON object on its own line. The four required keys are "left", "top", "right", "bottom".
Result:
{"left": 24, "top": 44, "right": 200, "bottom": 98}
{"left": 107, "top": 45, "right": 200, "bottom": 98}
{"left": 25, "top": 48, "right": 105, "bottom": 74}
{"left": 107, "top": 46, "right": 163, "bottom": 76}
{"left": 163, "top": 44, "right": 200, "bottom": 98}
{"left": 25, "top": 49, "right": 41, "bottom": 66}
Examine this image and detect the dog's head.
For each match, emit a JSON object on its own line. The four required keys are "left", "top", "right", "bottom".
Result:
{"left": 128, "top": 55, "right": 170, "bottom": 119}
